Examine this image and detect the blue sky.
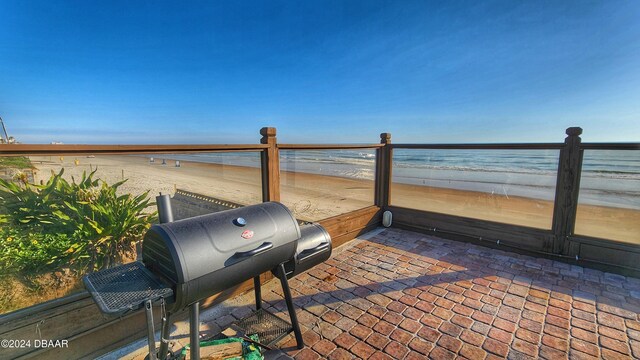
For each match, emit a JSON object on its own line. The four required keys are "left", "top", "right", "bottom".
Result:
{"left": 1, "top": 1, "right": 639, "bottom": 144}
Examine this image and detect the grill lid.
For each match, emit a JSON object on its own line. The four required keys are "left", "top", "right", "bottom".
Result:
{"left": 143, "top": 201, "right": 300, "bottom": 286}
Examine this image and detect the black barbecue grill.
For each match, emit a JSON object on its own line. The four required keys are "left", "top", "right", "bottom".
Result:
{"left": 142, "top": 201, "right": 300, "bottom": 312}
{"left": 83, "top": 197, "right": 332, "bottom": 360}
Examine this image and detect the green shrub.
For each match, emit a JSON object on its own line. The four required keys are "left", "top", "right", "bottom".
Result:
{"left": 0, "top": 168, "right": 156, "bottom": 273}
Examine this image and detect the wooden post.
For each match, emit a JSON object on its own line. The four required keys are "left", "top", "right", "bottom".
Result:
{"left": 551, "top": 127, "right": 584, "bottom": 254}
{"left": 260, "top": 127, "right": 280, "bottom": 202}
{"left": 375, "top": 133, "right": 392, "bottom": 209}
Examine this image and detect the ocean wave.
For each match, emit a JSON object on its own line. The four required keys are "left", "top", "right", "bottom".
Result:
{"left": 281, "top": 156, "right": 376, "bottom": 167}
{"left": 392, "top": 162, "right": 559, "bottom": 176}
{"left": 393, "top": 175, "right": 557, "bottom": 190}
{"left": 582, "top": 170, "right": 640, "bottom": 179}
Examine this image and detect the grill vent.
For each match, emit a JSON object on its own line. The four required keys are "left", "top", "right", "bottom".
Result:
{"left": 143, "top": 234, "right": 178, "bottom": 283}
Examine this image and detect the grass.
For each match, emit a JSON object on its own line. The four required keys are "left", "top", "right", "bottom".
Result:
{"left": 0, "top": 156, "right": 33, "bottom": 169}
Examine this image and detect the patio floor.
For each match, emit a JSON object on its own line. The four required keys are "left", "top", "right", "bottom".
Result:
{"left": 111, "top": 227, "right": 640, "bottom": 359}
{"left": 259, "top": 227, "right": 640, "bottom": 360}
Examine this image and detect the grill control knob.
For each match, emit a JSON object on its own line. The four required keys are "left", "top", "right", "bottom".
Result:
{"left": 234, "top": 217, "right": 247, "bottom": 226}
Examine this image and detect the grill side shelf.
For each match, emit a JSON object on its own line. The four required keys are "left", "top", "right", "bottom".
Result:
{"left": 83, "top": 261, "right": 173, "bottom": 316}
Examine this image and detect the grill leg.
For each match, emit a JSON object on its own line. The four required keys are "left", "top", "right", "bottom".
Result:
{"left": 190, "top": 302, "right": 200, "bottom": 360}
{"left": 158, "top": 312, "right": 172, "bottom": 360}
{"left": 276, "top": 263, "right": 304, "bottom": 349}
{"left": 254, "top": 275, "right": 262, "bottom": 310}
{"left": 145, "top": 300, "right": 157, "bottom": 360}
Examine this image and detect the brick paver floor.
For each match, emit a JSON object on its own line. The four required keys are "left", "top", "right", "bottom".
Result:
{"left": 258, "top": 228, "right": 640, "bottom": 359}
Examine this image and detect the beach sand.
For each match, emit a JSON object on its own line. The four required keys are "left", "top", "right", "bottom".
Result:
{"left": 391, "top": 182, "right": 640, "bottom": 244}
{"left": 29, "top": 154, "right": 639, "bottom": 245}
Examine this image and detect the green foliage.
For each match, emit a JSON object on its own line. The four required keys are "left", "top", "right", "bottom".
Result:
{"left": 0, "top": 227, "right": 73, "bottom": 273}
{"left": 0, "top": 168, "right": 156, "bottom": 273}
{"left": 0, "top": 156, "right": 32, "bottom": 170}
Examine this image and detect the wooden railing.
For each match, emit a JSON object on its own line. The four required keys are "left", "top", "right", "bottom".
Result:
{"left": 387, "top": 127, "right": 640, "bottom": 277}
{"left": 0, "top": 144, "right": 269, "bottom": 156}
{"left": 0, "top": 128, "right": 384, "bottom": 359}
{"left": 0, "top": 126, "right": 638, "bottom": 359}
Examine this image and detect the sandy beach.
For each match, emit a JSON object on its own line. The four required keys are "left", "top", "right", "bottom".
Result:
{"left": 28, "top": 155, "right": 375, "bottom": 222}
{"left": 29, "top": 154, "right": 639, "bottom": 245}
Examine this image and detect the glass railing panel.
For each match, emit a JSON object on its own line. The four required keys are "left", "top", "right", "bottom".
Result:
{"left": 0, "top": 152, "right": 262, "bottom": 314}
{"left": 390, "top": 149, "right": 559, "bottom": 229}
{"left": 575, "top": 150, "right": 640, "bottom": 244}
{"left": 280, "top": 149, "right": 376, "bottom": 222}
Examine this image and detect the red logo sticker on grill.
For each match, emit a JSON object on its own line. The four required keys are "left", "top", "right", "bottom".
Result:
{"left": 241, "top": 230, "right": 254, "bottom": 239}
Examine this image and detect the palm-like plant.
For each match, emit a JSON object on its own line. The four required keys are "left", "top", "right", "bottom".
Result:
{"left": 0, "top": 169, "right": 156, "bottom": 272}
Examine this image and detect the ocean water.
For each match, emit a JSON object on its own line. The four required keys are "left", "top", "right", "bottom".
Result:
{"left": 156, "top": 148, "right": 640, "bottom": 210}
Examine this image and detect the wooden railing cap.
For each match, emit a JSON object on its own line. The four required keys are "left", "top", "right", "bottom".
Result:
{"left": 260, "top": 127, "right": 277, "bottom": 137}
{"left": 380, "top": 133, "right": 391, "bottom": 144}
{"left": 566, "top": 127, "right": 583, "bottom": 136}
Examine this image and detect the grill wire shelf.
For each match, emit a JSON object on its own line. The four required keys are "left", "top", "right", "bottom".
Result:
{"left": 83, "top": 261, "right": 173, "bottom": 316}
{"left": 233, "top": 308, "right": 294, "bottom": 346}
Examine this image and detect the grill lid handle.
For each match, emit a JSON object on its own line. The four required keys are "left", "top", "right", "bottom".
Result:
{"left": 234, "top": 242, "right": 273, "bottom": 258}
{"left": 298, "top": 242, "right": 331, "bottom": 263}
